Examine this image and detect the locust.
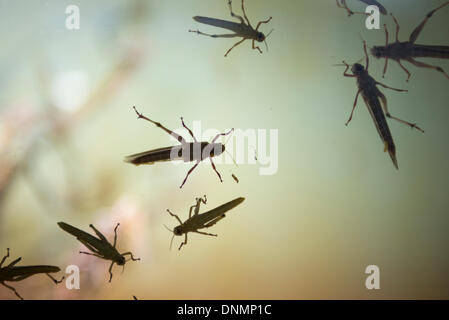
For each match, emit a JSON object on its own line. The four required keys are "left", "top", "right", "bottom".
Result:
{"left": 0, "top": 248, "right": 63, "bottom": 300}
{"left": 124, "top": 106, "right": 234, "bottom": 188}
{"left": 340, "top": 40, "right": 424, "bottom": 169}
{"left": 57, "top": 222, "right": 140, "bottom": 282}
{"left": 165, "top": 196, "right": 245, "bottom": 250}
{"left": 371, "top": 1, "right": 449, "bottom": 81}
{"left": 189, "top": 0, "right": 273, "bottom": 57}
{"left": 336, "top": 0, "right": 387, "bottom": 16}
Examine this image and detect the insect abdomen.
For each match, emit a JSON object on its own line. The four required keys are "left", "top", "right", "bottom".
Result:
{"left": 58, "top": 222, "right": 104, "bottom": 247}
{"left": 411, "top": 45, "right": 449, "bottom": 59}
{"left": 193, "top": 16, "right": 242, "bottom": 33}
{"left": 124, "top": 146, "right": 181, "bottom": 165}
{"left": 205, "top": 197, "right": 245, "bottom": 219}
{"left": 7, "top": 266, "right": 61, "bottom": 278}
{"left": 364, "top": 95, "right": 398, "bottom": 168}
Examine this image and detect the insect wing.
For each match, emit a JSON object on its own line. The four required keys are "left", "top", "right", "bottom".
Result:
{"left": 202, "top": 197, "right": 245, "bottom": 222}
{"left": 6, "top": 266, "right": 60, "bottom": 280}
{"left": 124, "top": 146, "right": 182, "bottom": 165}
{"left": 193, "top": 16, "right": 244, "bottom": 33}
{"left": 58, "top": 222, "right": 106, "bottom": 250}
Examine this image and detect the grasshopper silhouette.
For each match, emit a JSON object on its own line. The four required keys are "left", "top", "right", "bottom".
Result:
{"left": 58, "top": 222, "right": 140, "bottom": 282}
{"left": 165, "top": 196, "right": 245, "bottom": 250}
{"left": 371, "top": 2, "right": 449, "bottom": 81}
{"left": 124, "top": 106, "right": 233, "bottom": 188}
{"left": 189, "top": 0, "right": 273, "bottom": 57}
{"left": 340, "top": 40, "right": 424, "bottom": 169}
{"left": 0, "top": 248, "right": 63, "bottom": 300}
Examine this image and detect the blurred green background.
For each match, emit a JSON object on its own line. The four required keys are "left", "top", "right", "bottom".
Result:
{"left": 1, "top": 0, "right": 449, "bottom": 299}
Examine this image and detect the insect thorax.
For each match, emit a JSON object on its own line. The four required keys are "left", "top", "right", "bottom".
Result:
{"left": 171, "top": 143, "right": 224, "bottom": 162}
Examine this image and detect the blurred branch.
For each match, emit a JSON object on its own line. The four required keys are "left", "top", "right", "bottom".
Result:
{"left": 0, "top": 2, "right": 150, "bottom": 216}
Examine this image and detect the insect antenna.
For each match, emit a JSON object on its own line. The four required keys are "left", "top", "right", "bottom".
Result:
{"left": 222, "top": 130, "right": 238, "bottom": 167}
{"left": 332, "top": 57, "right": 364, "bottom": 67}
{"left": 264, "top": 29, "right": 274, "bottom": 52}
{"left": 163, "top": 224, "right": 176, "bottom": 250}
{"left": 332, "top": 63, "right": 351, "bottom": 67}
{"left": 223, "top": 130, "right": 232, "bottom": 145}
{"left": 169, "top": 234, "right": 175, "bottom": 251}
{"left": 225, "top": 149, "right": 238, "bottom": 167}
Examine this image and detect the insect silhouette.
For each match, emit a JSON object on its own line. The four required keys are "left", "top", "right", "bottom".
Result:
{"left": 189, "top": 0, "right": 273, "bottom": 57}
{"left": 371, "top": 1, "right": 449, "bottom": 81}
{"left": 58, "top": 222, "right": 140, "bottom": 282}
{"left": 124, "top": 106, "right": 234, "bottom": 188}
{"left": 340, "top": 40, "right": 424, "bottom": 169}
{"left": 165, "top": 196, "right": 245, "bottom": 250}
{"left": 336, "top": 0, "right": 387, "bottom": 16}
{"left": 0, "top": 248, "right": 63, "bottom": 300}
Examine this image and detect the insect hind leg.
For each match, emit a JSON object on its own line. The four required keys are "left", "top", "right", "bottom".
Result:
{"left": 179, "top": 161, "right": 200, "bottom": 188}
{"left": 386, "top": 113, "right": 425, "bottom": 133}
{"left": 381, "top": 24, "right": 390, "bottom": 78}
{"left": 1, "top": 282, "right": 24, "bottom": 300}
{"left": 407, "top": 58, "right": 449, "bottom": 81}
{"left": 0, "top": 248, "right": 10, "bottom": 267}
{"left": 89, "top": 224, "right": 107, "bottom": 242}
{"left": 79, "top": 251, "right": 102, "bottom": 258}
{"left": 189, "top": 29, "right": 238, "bottom": 39}
{"left": 204, "top": 214, "right": 226, "bottom": 228}
{"left": 78, "top": 238, "right": 100, "bottom": 254}
{"left": 194, "top": 230, "right": 218, "bottom": 237}
{"left": 47, "top": 273, "right": 64, "bottom": 284}
{"left": 227, "top": 0, "right": 245, "bottom": 24}
{"left": 409, "top": 1, "right": 449, "bottom": 44}
{"left": 132, "top": 106, "right": 186, "bottom": 144}
{"left": 240, "top": 0, "right": 252, "bottom": 27}
{"left": 378, "top": 91, "right": 424, "bottom": 133}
